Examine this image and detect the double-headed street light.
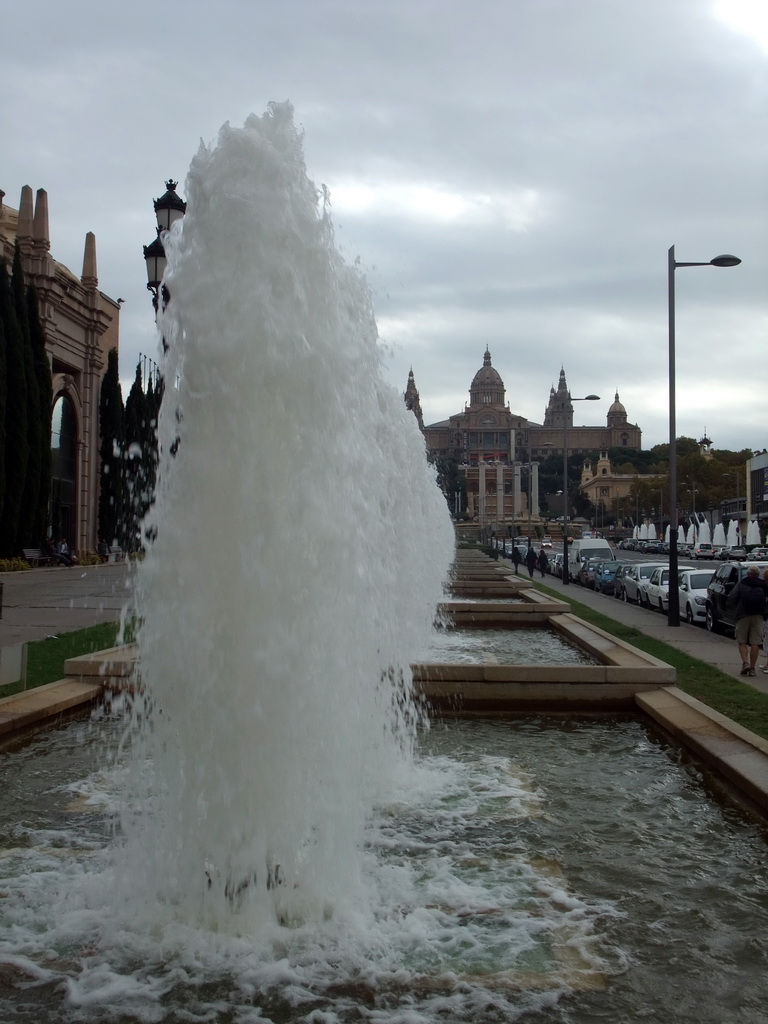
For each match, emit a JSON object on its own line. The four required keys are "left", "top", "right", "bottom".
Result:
{"left": 562, "top": 395, "right": 600, "bottom": 586}
{"left": 667, "top": 247, "right": 741, "bottom": 626}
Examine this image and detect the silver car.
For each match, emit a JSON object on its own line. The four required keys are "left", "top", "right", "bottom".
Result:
{"left": 620, "top": 562, "right": 668, "bottom": 604}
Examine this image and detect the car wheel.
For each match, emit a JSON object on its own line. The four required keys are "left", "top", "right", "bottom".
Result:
{"left": 622, "top": 587, "right": 629, "bottom": 602}
{"left": 705, "top": 606, "right": 721, "bottom": 633}
{"left": 658, "top": 598, "right": 665, "bottom": 613}
{"left": 685, "top": 604, "right": 695, "bottom": 625}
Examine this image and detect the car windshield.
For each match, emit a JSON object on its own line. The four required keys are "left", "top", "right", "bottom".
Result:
{"left": 688, "top": 572, "right": 714, "bottom": 589}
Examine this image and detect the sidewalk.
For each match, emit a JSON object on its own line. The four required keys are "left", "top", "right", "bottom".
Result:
{"left": 501, "top": 556, "right": 768, "bottom": 695}
{"left": 0, "top": 562, "right": 134, "bottom": 647}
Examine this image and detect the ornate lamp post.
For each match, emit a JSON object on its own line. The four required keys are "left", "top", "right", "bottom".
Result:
{"left": 143, "top": 180, "right": 187, "bottom": 316}
{"left": 667, "top": 248, "right": 740, "bottom": 625}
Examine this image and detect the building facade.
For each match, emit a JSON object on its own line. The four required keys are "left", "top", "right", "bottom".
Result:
{"left": 416, "top": 349, "right": 642, "bottom": 522}
{"left": 0, "top": 186, "right": 121, "bottom": 554}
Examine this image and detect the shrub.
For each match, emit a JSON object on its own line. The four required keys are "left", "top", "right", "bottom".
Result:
{"left": 0, "top": 558, "right": 31, "bottom": 572}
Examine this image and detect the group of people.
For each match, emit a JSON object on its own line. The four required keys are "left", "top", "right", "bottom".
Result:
{"left": 511, "top": 544, "right": 549, "bottom": 579}
{"left": 728, "top": 565, "right": 768, "bottom": 677}
{"left": 41, "top": 537, "right": 76, "bottom": 567}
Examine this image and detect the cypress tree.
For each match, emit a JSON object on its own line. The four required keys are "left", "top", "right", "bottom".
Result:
{"left": 123, "top": 363, "right": 149, "bottom": 552}
{"left": 0, "top": 260, "right": 28, "bottom": 557}
{"left": 98, "top": 348, "right": 124, "bottom": 548}
{"left": 27, "top": 285, "right": 53, "bottom": 546}
{"left": 12, "top": 249, "right": 41, "bottom": 548}
{"left": 0, "top": 305, "right": 6, "bottom": 527}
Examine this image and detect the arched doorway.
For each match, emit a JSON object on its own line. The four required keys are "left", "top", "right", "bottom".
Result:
{"left": 50, "top": 394, "right": 77, "bottom": 547}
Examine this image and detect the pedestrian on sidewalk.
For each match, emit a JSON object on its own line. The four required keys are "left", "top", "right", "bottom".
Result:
{"left": 726, "top": 565, "right": 768, "bottom": 677}
{"left": 537, "top": 548, "right": 549, "bottom": 578}
{"left": 525, "top": 546, "right": 537, "bottom": 578}
{"left": 512, "top": 546, "right": 521, "bottom": 574}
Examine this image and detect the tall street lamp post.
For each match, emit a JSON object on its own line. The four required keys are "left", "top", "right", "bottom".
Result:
{"left": 562, "top": 395, "right": 600, "bottom": 586}
{"left": 667, "top": 247, "right": 740, "bottom": 626}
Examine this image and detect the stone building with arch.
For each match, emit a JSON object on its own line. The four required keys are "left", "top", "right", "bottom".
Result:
{"left": 0, "top": 185, "right": 121, "bottom": 555}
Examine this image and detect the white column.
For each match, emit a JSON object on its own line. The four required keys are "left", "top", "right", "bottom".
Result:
{"left": 513, "top": 463, "right": 522, "bottom": 520}
{"left": 496, "top": 464, "right": 505, "bottom": 522}
{"left": 479, "top": 462, "right": 486, "bottom": 522}
{"left": 532, "top": 463, "right": 540, "bottom": 518}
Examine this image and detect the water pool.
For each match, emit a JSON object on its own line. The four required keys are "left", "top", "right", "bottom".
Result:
{"left": 0, "top": 712, "right": 767, "bottom": 1023}
{"left": 422, "top": 626, "right": 597, "bottom": 665}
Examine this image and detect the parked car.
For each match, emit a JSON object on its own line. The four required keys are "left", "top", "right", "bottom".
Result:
{"left": 577, "top": 557, "right": 603, "bottom": 588}
{"left": 549, "top": 552, "right": 564, "bottom": 578}
{"left": 678, "top": 544, "right": 694, "bottom": 558}
{"left": 726, "top": 547, "right": 748, "bottom": 561}
{"left": 693, "top": 543, "right": 716, "bottom": 560}
{"left": 619, "top": 562, "right": 668, "bottom": 604}
{"left": 678, "top": 567, "right": 716, "bottom": 625}
{"left": 747, "top": 547, "right": 768, "bottom": 562}
{"left": 593, "top": 559, "right": 629, "bottom": 595}
{"left": 705, "top": 561, "right": 768, "bottom": 632}
{"left": 640, "top": 565, "right": 672, "bottom": 611}
{"left": 612, "top": 562, "right": 634, "bottom": 598}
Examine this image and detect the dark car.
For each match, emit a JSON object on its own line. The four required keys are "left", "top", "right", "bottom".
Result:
{"left": 594, "top": 559, "right": 628, "bottom": 595}
{"left": 726, "top": 547, "right": 748, "bottom": 561}
{"left": 705, "top": 561, "right": 768, "bottom": 632}
{"left": 577, "top": 557, "right": 603, "bottom": 588}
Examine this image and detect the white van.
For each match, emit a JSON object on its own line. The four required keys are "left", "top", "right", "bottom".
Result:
{"left": 568, "top": 538, "right": 615, "bottom": 579}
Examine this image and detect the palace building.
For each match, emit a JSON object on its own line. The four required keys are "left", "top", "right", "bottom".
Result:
{"left": 414, "top": 348, "right": 642, "bottom": 521}
{"left": 0, "top": 186, "right": 121, "bottom": 554}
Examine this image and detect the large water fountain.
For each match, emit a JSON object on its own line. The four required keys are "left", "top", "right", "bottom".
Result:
{"left": 2, "top": 106, "right": 768, "bottom": 1023}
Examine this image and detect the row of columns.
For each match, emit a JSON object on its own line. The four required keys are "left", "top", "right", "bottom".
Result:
{"left": 466, "top": 461, "right": 540, "bottom": 522}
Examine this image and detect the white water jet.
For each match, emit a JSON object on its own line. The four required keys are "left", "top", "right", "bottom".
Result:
{"left": 713, "top": 522, "right": 727, "bottom": 546}
{"left": 686, "top": 524, "right": 696, "bottom": 545}
{"left": 747, "top": 519, "right": 762, "bottom": 546}
{"left": 698, "top": 519, "right": 711, "bottom": 545}
{"left": 727, "top": 519, "right": 740, "bottom": 547}
{"left": 647, "top": 523, "right": 657, "bottom": 540}
{"left": 120, "top": 104, "right": 455, "bottom": 932}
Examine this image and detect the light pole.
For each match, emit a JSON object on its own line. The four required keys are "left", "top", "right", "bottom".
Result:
{"left": 562, "top": 395, "right": 600, "bottom": 585}
{"left": 667, "top": 247, "right": 740, "bottom": 625}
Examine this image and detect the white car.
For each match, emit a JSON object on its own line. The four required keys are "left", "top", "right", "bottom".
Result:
{"left": 542, "top": 535, "right": 553, "bottom": 548}
{"left": 640, "top": 565, "right": 671, "bottom": 611}
{"left": 693, "top": 543, "right": 715, "bottom": 560}
{"left": 678, "top": 567, "right": 716, "bottom": 625}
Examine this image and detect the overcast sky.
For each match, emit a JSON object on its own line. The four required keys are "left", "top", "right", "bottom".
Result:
{"left": 3, "top": 0, "right": 766, "bottom": 451}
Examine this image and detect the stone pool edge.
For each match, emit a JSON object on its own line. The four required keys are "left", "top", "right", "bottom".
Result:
{"left": 3, "top": 640, "right": 768, "bottom": 819}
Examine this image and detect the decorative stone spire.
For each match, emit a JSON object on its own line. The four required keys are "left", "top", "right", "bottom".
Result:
{"left": 32, "top": 188, "right": 50, "bottom": 253}
{"left": 404, "top": 367, "right": 424, "bottom": 430}
{"left": 81, "top": 231, "right": 98, "bottom": 288}
{"left": 16, "top": 185, "right": 34, "bottom": 252}
{"left": 543, "top": 366, "right": 573, "bottom": 428}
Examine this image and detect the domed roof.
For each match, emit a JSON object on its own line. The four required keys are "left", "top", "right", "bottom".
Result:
{"left": 471, "top": 347, "right": 504, "bottom": 390}
{"left": 608, "top": 390, "right": 626, "bottom": 414}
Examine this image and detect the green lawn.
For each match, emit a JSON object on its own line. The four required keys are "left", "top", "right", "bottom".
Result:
{"left": 531, "top": 579, "right": 768, "bottom": 741}
{"left": 0, "top": 621, "right": 133, "bottom": 698}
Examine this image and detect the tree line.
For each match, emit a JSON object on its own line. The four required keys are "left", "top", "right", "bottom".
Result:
{"left": 98, "top": 351, "right": 161, "bottom": 553}
{"left": 0, "top": 249, "right": 53, "bottom": 558}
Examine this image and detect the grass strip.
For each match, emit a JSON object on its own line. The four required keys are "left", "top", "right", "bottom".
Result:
{"left": 0, "top": 622, "right": 133, "bottom": 699}
{"left": 529, "top": 579, "right": 768, "bottom": 741}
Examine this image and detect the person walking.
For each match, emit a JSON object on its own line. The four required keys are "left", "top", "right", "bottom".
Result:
{"left": 537, "top": 547, "right": 549, "bottom": 578}
{"left": 525, "top": 545, "right": 537, "bottom": 579}
{"left": 512, "top": 546, "right": 522, "bottom": 574}
{"left": 726, "top": 565, "right": 768, "bottom": 677}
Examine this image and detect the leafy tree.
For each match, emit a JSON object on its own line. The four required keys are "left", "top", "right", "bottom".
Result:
{"left": 26, "top": 285, "right": 53, "bottom": 545}
{"left": 122, "top": 363, "right": 151, "bottom": 551}
{"left": 98, "top": 348, "right": 124, "bottom": 547}
{"left": 0, "top": 260, "right": 28, "bottom": 556}
{"left": 13, "top": 249, "right": 42, "bottom": 548}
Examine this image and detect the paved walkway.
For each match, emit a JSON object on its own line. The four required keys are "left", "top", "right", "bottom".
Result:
{"left": 0, "top": 563, "right": 134, "bottom": 646}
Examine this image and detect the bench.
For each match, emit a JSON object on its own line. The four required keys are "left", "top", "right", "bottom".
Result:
{"left": 22, "top": 547, "right": 55, "bottom": 567}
